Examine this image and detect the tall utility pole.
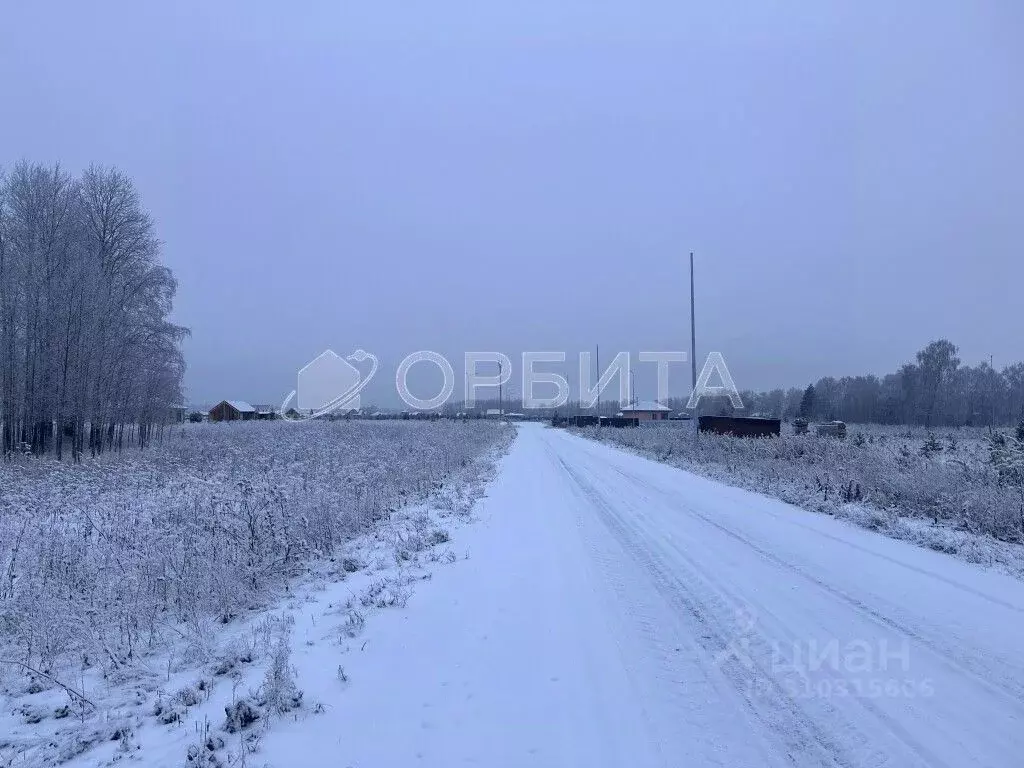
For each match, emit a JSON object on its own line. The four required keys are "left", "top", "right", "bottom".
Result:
{"left": 991, "top": 354, "right": 996, "bottom": 427}
{"left": 690, "top": 252, "right": 697, "bottom": 394}
{"left": 596, "top": 344, "right": 600, "bottom": 421}
{"left": 498, "top": 360, "right": 503, "bottom": 420}
{"left": 689, "top": 252, "right": 700, "bottom": 433}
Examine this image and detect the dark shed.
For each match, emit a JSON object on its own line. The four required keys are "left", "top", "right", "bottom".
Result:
{"left": 698, "top": 415, "right": 781, "bottom": 437}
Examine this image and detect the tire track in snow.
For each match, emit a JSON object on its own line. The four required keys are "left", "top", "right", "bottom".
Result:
{"left": 598, "top": 456, "right": 1024, "bottom": 709}
{"left": 585, "top": 460, "right": 958, "bottom": 768}
{"left": 566, "top": 435, "right": 1024, "bottom": 613}
{"left": 547, "top": 433, "right": 974, "bottom": 768}
{"left": 542, "top": 427, "right": 1024, "bottom": 767}
{"left": 544, "top": 442, "right": 789, "bottom": 768}
{"left": 551, "top": 452, "right": 863, "bottom": 768}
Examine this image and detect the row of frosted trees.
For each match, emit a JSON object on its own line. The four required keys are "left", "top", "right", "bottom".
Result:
{"left": 0, "top": 161, "right": 187, "bottom": 459}
{"left": 728, "top": 341, "right": 1024, "bottom": 428}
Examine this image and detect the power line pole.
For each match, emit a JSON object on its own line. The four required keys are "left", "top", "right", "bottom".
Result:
{"left": 991, "top": 354, "right": 996, "bottom": 427}
{"left": 596, "top": 344, "right": 601, "bottom": 424}
{"left": 498, "top": 359, "right": 503, "bottom": 420}
{"left": 690, "top": 252, "right": 698, "bottom": 429}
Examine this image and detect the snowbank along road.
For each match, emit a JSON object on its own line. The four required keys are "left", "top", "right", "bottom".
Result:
{"left": 261, "top": 423, "right": 1024, "bottom": 768}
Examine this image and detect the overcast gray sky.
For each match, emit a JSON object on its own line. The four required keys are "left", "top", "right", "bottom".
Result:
{"left": 3, "top": 1, "right": 1021, "bottom": 407}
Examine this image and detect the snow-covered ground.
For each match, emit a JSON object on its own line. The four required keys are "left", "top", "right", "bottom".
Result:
{"left": 9, "top": 422, "right": 1024, "bottom": 767}
{"left": 260, "top": 423, "right": 1022, "bottom": 767}
{"left": 576, "top": 422, "right": 1024, "bottom": 578}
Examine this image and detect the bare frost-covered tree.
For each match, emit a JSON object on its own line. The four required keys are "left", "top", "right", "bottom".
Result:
{"left": 0, "top": 161, "right": 187, "bottom": 459}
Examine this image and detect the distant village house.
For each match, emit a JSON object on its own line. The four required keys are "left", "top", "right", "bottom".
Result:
{"left": 208, "top": 400, "right": 257, "bottom": 422}
{"left": 619, "top": 401, "right": 671, "bottom": 421}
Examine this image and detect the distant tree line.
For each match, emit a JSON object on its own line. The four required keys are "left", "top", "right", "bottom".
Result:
{"left": 0, "top": 161, "right": 187, "bottom": 459}
{"left": 438, "top": 340, "right": 1024, "bottom": 429}
{"left": 702, "top": 340, "right": 1024, "bottom": 428}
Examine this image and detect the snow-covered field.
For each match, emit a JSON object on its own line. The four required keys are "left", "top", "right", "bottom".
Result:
{"left": 575, "top": 422, "right": 1024, "bottom": 578}
{"left": 6, "top": 421, "right": 1024, "bottom": 767}
{"left": 0, "top": 420, "right": 512, "bottom": 767}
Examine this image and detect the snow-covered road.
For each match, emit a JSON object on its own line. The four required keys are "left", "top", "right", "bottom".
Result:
{"left": 265, "top": 423, "right": 1024, "bottom": 767}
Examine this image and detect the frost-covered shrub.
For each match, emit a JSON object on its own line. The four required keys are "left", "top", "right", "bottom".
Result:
{"left": 0, "top": 421, "right": 510, "bottom": 686}
{"left": 152, "top": 696, "right": 184, "bottom": 725}
{"left": 359, "top": 576, "right": 413, "bottom": 609}
{"left": 223, "top": 697, "right": 260, "bottom": 734}
{"left": 186, "top": 735, "right": 225, "bottom": 767}
{"left": 260, "top": 616, "right": 301, "bottom": 716}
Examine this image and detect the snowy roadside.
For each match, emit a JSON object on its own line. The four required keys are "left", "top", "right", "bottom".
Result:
{"left": 572, "top": 427, "right": 1024, "bottom": 580}
{"left": 210, "top": 422, "right": 1024, "bottom": 768}
{"left": 0, "top": 429, "right": 514, "bottom": 768}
